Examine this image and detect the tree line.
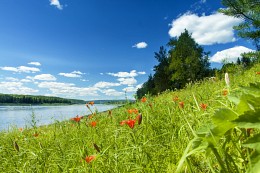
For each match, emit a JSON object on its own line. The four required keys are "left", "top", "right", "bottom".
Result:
{"left": 136, "top": 0, "right": 260, "bottom": 99}
{"left": 0, "top": 94, "right": 86, "bottom": 105}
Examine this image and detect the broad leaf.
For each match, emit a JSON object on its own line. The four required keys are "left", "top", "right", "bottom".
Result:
{"left": 232, "top": 109, "right": 260, "bottom": 129}
{"left": 243, "top": 133, "right": 260, "bottom": 152}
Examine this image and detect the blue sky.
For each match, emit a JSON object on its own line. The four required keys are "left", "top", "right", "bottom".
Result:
{"left": 0, "top": 0, "right": 256, "bottom": 100}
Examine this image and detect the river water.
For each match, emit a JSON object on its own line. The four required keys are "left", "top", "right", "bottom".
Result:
{"left": 0, "top": 104, "right": 117, "bottom": 131}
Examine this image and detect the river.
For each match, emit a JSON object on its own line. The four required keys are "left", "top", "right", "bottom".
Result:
{"left": 0, "top": 104, "right": 118, "bottom": 131}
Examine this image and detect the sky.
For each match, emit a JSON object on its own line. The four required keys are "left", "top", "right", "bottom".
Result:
{"left": 0, "top": 0, "right": 256, "bottom": 101}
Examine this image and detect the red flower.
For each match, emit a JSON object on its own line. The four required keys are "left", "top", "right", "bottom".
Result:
{"left": 88, "top": 101, "right": 94, "bottom": 106}
{"left": 128, "top": 109, "right": 133, "bottom": 114}
{"left": 85, "top": 155, "right": 96, "bottom": 163}
{"left": 179, "top": 101, "right": 184, "bottom": 108}
{"left": 71, "top": 115, "right": 82, "bottom": 122}
{"left": 133, "top": 109, "right": 139, "bottom": 114}
{"left": 173, "top": 96, "right": 179, "bottom": 102}
{"left": 222, "top": 89, "right": 228, "bottom": 96}
{"left": 91, "top": 121, "right": 97, "bottom": 127}
{"left": 141, "top": 97, "right": 147, "bottom": 102}
{"left": 200, "top": 103, "right": 207, "bottom": 110}
{"left": 120, "top": 120, "right": 126, "bottom": 126}
{"left": 126, "top": 119, "right": 136, "bottom": 129}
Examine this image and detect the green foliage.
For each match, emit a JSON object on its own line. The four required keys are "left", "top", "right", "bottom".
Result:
{"left": 219, "top": 0, "right": 260, "bottom": 50}
{"left": 177, "top": 81, "right": 260, "bottom": 172}
{"left": 0, "top": 93, "right": 85, "bottom": 105}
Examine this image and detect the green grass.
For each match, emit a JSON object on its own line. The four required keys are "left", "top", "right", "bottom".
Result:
{"left": 1, "top": 64, "right": 260, "bottom": 172}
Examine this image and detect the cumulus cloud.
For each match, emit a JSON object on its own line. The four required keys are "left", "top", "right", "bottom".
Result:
{"left": 118, "top": 78, "right": 137, "bottom": 86}
{"left": 50, "top": 0, "right": 63, "bottom": 10}
{"left": 168, "top": 12, "right": 243, "bottom": 45}
{"left": 5, "top": 77, "right": 19, "bottom": 81}
{"left": 38, "top": 81, "right": 99, "bottom": 97}
{"left": 93, "top": 82, "right": 120, "bottom": 88}
{"left": 58, "top": 71, "right": 84, "bottom": 78}
{"left": 28, "top": 62, "right": 41, "bottom": 66}
{"left": 101, "top": 89, "right": 124, "bottom": 97}
{"left": 0, "top": 82, "right": 38, "bottom": 95}
{"left": 132, "top": 42, "right": 148, "bottom": 49}
{"left": 122, "top": 86, "right": 137, "bottom": 92}
{"left": 33, "top": 74, "right": 57, "bottom": 81}
{"left": 107, "top": 70, "right": 145, "bottom": 78}
{"left": 0, "top": 66, "right": 40, "bottom": 73}
{"left": 210, "top": 46, "right": 255, "bottom": 63}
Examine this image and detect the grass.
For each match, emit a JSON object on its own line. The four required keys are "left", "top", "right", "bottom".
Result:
{"left": 1, "top": 64, "right": 260, "bottom": 172}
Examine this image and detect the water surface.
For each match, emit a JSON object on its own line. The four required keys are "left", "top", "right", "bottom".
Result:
{"left": 0, "top": 104, "right": 117, "bottom": 131}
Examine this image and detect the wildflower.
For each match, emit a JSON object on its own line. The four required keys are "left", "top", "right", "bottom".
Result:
{"left": 179, "top": 101, "right": 184, "bottom": 108}
{"left": 256, "top": 72, "right": 260, "bottom": 75}
{"left": 88, "top": 115, "right": 93, "bottom": 119}
{"left": 141, "top": 97, "right": 147, "bottom": 102}
{"left": 200, "top": 103, "right": 207, "bottom": 110}
{"left": 85, "top": 155, "right": 96, "bottom": 163}
{"left": 108, "top": 110, "right": 112, "bottom": 116}
{"left": 88, "top": 101, "right": 94, "bottom": 106}
{"left": 71, "top": 115, "right": 82, "bottom": 122}
{"left": 225, "top": 73, "right": 230, "bottom": 87}
{"left": 91, "top": 121, "right": 97, "bottom": 127}
{"left": 128, "top": 109, "right": 133, "bottom": 114}
{"left": 222, "top": 89, "right": 228, "bottom": 96}
{"left": 19, "top": 128, "right": 23, "bottom": 132}
{"left": 126, "top": 119, "right": 136, "bottom": 129}
{"left": 133, "top": 109, "right": 138, "bottom": 114}
{"left": 120, "top": 120, "right": 127, "bottom": 126}
{"left": 136, "top": 114, "right": 142, "bottom": 125}
{"left": 33, "top": 133, "right": 39, "bottom": 137}
{"left": 173, "top": 96, "right": 179, "bottom": 102}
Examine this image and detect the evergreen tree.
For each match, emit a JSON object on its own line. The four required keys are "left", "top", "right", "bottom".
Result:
{"left": 153, "top": 46, "right": 172, "bottom": 93}
{"left": 219, "top": 0, "right": 260, "bottom": 50}
{"left": 136, "top": 75, "right": 155, "bottom": 99}
{"left": 168, "top": 29, "right": 210, "bottom": 89}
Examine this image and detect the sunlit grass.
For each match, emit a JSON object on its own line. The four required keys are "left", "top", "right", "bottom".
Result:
{"left": 1, "top": 64, "right": 260, "bottom": 172}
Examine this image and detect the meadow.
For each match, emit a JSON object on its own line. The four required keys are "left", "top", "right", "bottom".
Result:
{"left": 0, "top": 64, "right": 260, "bottom": 173}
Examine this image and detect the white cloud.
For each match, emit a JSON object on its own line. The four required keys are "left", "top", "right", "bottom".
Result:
{"left": 28, "top": 62, "right": 41, "bottom": 66}
{"left": 33, "top": 74, "right": 57, "bottom": 81}
{"left": 93, "top": 81, "right": 120, "bottom": 88}
{"left": 5, "top": 77, "right": 19, "bottom": 81}
{"left": 132, "top": 42, "right": 148, "bottom": 49}
{"left": 101, "top": 89, "right": 124, "bottom": 97}
{"left": 58, "top": 71, "right": 84, "bottom": 78}
{"left": 50, "top": 0, "right": 63, "bottom": 10}
{"left": 118, "top": 78, "right": 137, "bottom": 86}
{"left": 38, "top": 82, "right": 99, "bottom": 97}
{"left": 122, "top": 86, "right": 137, "bottom": 92}
{"left": 107, "top": 70, "right": 145, "bottom": 78}
{"left": 138, "top": 71, "right": 146, "bottom": 75}
{"left": 168, "top": 12, "right": 243, "bottom": 45}
{"left": 0, "top": 66, "right": 40, "bottom": 73}
{"left": 210, "top": 46, "right": 255, "bottom": 63}
{"left": 0, "top": 82, "right": 38, "bottom": 95}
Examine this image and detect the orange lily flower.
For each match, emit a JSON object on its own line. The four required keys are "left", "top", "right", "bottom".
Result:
{"left": 256, "top": 72, "right": 260, "bottom": 75}
{"left": 135, "top": 114, "right": 142, "bottom": 125}
{"left": 179, "top": 101, "right": 184, "bottom": 108}
{"left": 71, "top": 115, "right": 82, "bottom": 122}
{"left": 141, "top": 97, "right": 147, "bottom": 102}
{"left": 200, "top": 103, "right": 207, "bottom": 110}
{"left": 173, "top": 96, "right": 179, "bottom": 102}
{"left": 85, "top": 155, "right": 96, "bottom": 163}
{"left": 126, "top": 119, "right": 136, "bottom": 129}
{"left": 128, "top": 109, "right": 133, "bottom": 114}
{"left": 120, "top": 120, "right": 127, "bottom": 126}
{"left": 222, "top": 89, "right": 228, "bottom": 96}
{"left": 88, "top": 101, "right": 94, "bottom": 106}
{"left": 91, "top": 121, "right": 97, "bottom": 127}
{"left": 133, "top": 109, "right": 139, "bottom": 114}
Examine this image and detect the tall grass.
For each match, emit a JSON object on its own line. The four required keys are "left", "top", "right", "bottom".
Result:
{"left": 0, "top": 64, "right": 260, "bottom": 172}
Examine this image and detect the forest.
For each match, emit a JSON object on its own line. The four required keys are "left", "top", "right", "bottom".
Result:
{"left": 0, "top": 93, "right": 86, "bottom": 105}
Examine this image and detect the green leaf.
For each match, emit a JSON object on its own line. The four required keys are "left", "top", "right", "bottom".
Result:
{"left": 243, "top": 133, "right": 260, "bottom": 152}
{"left": 232, "top": 109, "right": 260, "bottom": 129}
{"left": 212, "top": 108, "right": 237, "bottom": 125}
{"left": 227, "top": 95, "right": 240, "bottom": 105}
{"left": 241, "top": 83, "right": 260, "bottom": 97}
{"left": 249, "top": 151, "right": 260, "bottom": 173}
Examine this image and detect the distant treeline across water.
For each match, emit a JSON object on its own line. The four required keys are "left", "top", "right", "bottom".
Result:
{"left": 0, "top": 93, "right": 85, "bottom": 105}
